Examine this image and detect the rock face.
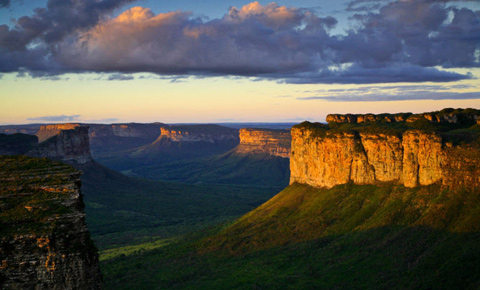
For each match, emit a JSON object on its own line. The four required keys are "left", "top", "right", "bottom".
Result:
{"left": 1, "top": 125, "right": 93, "bottom": 165}
{"left": 326, "top": 108, "right": 479, "bottom": 125}
{"left": 0, "top": 155, "right": 102, "bottom": 290}
{"left": 235, "top": 128, "right": 291, "bottom": 158}
{"left": 290, "top": 121, "right": 480, "bottom": 189}
{"left": 158, "top": 125, "right": 239, "bottom": 143}
{"left": 31, "top": 126, "right": 92, "bottom": 165}
{"left": 36, "top": 124, "right": 81, "bottom": 143}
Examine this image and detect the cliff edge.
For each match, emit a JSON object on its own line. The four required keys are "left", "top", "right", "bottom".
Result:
{"left": 291, "top": 108, "right": 480, "bottom": 189}
{"left": 0, "top": 155, "right": 102, "bottom": 289}
{"left": 234, "top": 128, "right": 291, "bottom": 158}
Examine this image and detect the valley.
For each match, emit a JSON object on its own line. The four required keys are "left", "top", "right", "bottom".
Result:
{"left": 1, "top": 108, "right": 480, "bottom": 289}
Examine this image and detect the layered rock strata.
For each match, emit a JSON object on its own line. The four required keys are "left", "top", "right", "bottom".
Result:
{"left": 290, "top": 124, "right": 480, "bottom": 189}
{"left": 158, "top": 125, "right": 239, "bottom": 143}
{"left": 0, "top": 156, "right": 102, "bottom": 289}
{"left": 326, "top": 108, "right": 479, "bottom": 125}
{"left": 235, "top": 128, "right": 291, "bottom": 158}
{"left": 31, "top": 126, "right": 92, "bottom": 164}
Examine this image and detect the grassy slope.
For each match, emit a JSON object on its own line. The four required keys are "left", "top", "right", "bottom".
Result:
{"left": 101, "top": 183, "right": 480, "bottom": 290}
{"left": 77, "top": 162, "right": 280, "bottom": 250}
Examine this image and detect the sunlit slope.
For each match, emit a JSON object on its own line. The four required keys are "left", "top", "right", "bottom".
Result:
{"left": 203, "top": 183, "right": 480, "bottom": 254}
{"left": 102, "top": 182, "right": 480, "bottom": 290}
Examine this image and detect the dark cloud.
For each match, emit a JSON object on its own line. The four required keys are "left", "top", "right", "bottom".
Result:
{"left": 0, "top": 0, "right": 10, "bottom": 8}
{"left": 27, "top": 114, "right": 81, "bottom": 122}
{"left": 107, "top": 73, "right": 134, "bottom": 81}
{"left": 299, "top": 92, "right": 480, "bottom": 102}
{"left": 0, "top": 0, "right": 479, "bottom": 84}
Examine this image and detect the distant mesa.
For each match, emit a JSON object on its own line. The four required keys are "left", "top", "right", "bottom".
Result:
{"left": 0, "top": 124, "right": 92, "bottom": 165}
{"left": 35, "top": 123, "right": 81, "bottom": 143}
{"left": 235, "top": 128, "right": 291, "bottom": 158}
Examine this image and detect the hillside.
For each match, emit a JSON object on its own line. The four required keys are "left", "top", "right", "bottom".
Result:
{"left": 77, "top": 161, "right": 278, "bottom": 249}
{"left": 101, "top": 182, "right": 480, "bottom": 290}
{"left": 125, "top": 128, "right": 291, "bottom": 187}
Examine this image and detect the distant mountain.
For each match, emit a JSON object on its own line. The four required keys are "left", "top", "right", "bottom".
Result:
{"left": 128, "top": 128, "right": 291, "bottom": 187}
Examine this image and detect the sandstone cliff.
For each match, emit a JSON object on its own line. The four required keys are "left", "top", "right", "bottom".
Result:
{"left": 235, "top": 128, "right": 291, "bottom": 158}
{"left": 31, "top": 126, "right": 92, "bottom": 165}
{"left": 326, "top": 108, "right": 479, "bottom": 125}
{"left": 36, "top": 124, "right": 81, "bottom": 143}
{"left": 0, "top": 155, "right": 102, "bottom": 289}
{"left": 157, "top": 125, "right": 239, "bottom": 143}
{"left": 291, "top": 110, "right": 480, "bottom": 189}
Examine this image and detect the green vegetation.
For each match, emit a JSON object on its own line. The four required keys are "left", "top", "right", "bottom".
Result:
{"left": 127, "top": 151, "right": 290, "bottom": 187}
{"left": 101, "top": 183, "right": 480, "bottom": 290}
{"left": 100, "top": 238, "right": 173, "bottom": 261}
{"left": 78, "top": 162, "right": 280, "bottom": 250}
{"left": 0, "top": 155, "right": 78, "bottom": 235}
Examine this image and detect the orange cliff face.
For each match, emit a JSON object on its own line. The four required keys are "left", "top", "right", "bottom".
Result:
{"left": 235, "top": 128, "right": 291, "bottom": 158}
{"left": 290, "top": 123, "right": 480, "bottom": 190}
{"left": 157, "top": 125, "right": 239, "bottom": 143}
{"left": 35, "top": 124, "right": 80, "bottom": 143}
{"left": 32, "top": 125, "right": 92, "bottom": 164}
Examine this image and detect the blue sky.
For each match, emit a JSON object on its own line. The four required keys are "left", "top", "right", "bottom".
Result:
{"left": 0, "top": 0, "right": 479, "bottom": 124}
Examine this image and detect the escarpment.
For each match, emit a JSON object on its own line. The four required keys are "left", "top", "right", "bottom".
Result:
{"left": 235, "top": 128, "right": 291, "bottom": 158}
{"left": 1, "top": 125, "right": 93, "bottom": 165}
{"left": 0, "top": 155, "right": 102, "bottom": 290}
{"left": 291, "top": 109, "right": 480, "bottom": 189}
{"left": 31, "top": 126, "right": 92, "bottom": 164}
{"left": 157, "top": 125, "right": 239, "bottom": 143}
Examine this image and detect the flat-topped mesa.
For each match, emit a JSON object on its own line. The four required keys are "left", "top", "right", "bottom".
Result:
{"left": 326, "top": 108, "right": 480, "bottom": 125}
{"left": 290, "top": 117, "right": 480, "bottom": 190}
{"left": 35, "top": 123, "right": 81, "bottom": 143}
{"left": 235, "top": 128, "right": 291, "bottom": 158}
{"left": 31, "top": 126, "right": 92, "bottom": 164}
{"left": 0, "top": 156, "right": 102, "bottom": 289}
{"left": 158, "top": 125, "right": 239, "bottom": 143}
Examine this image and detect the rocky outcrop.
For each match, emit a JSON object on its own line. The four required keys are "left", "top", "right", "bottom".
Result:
{"left": 235, "top": 128, "right": 291, "bottom": 158}
{"left": 1, "top": 125, "right": 93, "bottom": 165}
{"left": 0, "top": 155, "right": 102, "bottom": 289}
{"left": 290, "top": 122, "right": 480, "bottom": 189}
{"left": 36, "top": 124, "right": 81, "bottom": 143}
{"left": 326, "top": 108, "right": 479, "bottom": 125}
{"left": 158, "top": 125, "right": 239, "bottom": 143}
{"left": 31, "top": 126, "right": 92, "bottom": 165}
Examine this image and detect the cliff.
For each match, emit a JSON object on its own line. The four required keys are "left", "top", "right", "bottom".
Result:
{"left": 157, "top": 125, "right": 239, "bottom": 143}
{"left": 36, "top": 124, "right": 81, "bottom": 143}
{"left": 31, "top": 126, "right": 93, "bottom": 165}
{"left": 0, "top": 155, "right": 102, "bottom": 289}
{"left": 235, "top": 128, "right": 291, "bottom": 158}
{"left": 290, "top": 109, "right": 480, "bottom": 189}
{"left": 326, "top": 108, "right": 479, "bottom": 125}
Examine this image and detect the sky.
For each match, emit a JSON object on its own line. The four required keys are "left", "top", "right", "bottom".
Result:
{"left": 0, "top": 0, "right": 479, "bottom": 124}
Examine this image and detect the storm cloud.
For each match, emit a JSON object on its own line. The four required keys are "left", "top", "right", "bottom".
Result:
{"left": 0, "top": 0, "right": 479, "bottom": 83}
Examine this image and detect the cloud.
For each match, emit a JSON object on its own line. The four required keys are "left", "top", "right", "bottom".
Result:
{"left": 0, "top": 0, "right": 10, "bottom": 8}
{"left": 107, "top": 73, "right": 134, "bottom": 81}
{"left": 0, "top": 0, "right": 479, "bottom": 84}
{"left": 299, "top": 91, "right": 480, "bottom": 102}
{"left": 27, "top": 114, "right": 81, "bottom": 122}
